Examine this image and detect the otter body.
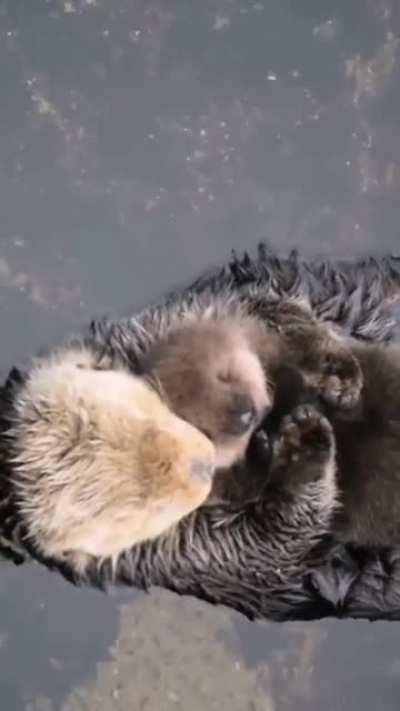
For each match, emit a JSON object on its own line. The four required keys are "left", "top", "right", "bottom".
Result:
{"left": 333, "top": 341, "right": 400, "bottom": 547}
{"left": 1, "top": 284, "right": 357, "bottom": 581}
{"left": 2, "top": 246, "right": 400, "bottom": 622}
{"left": 3, "top": 275, "right": 362, "bottom": 576}
{"left": 261, "top": 339, "right": 400, "bottom": 549}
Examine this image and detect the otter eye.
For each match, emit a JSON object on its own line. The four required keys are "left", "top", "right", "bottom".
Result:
{"left": 217, "top": 372, "right": 234, "bottom": 384}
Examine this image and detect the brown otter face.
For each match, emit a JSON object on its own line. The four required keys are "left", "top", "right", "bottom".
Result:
{"left": 143, "top": 318, "right": 272, "bottom": 469}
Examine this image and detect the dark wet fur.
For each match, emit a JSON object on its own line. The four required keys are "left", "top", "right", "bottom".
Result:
{"left": 2, "top": 245, "right": 400, "bottom": 621}
{"left": 332, "top": 343, "right": 400, "bottom": 547}
{"left": 258, "top": 338, "right": 400, "bottom": 550}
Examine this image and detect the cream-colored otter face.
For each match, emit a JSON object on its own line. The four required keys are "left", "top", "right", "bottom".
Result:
{"left": 9, "top": 349, "right": 216, "bottom": 565}
{"left": 144, "top": 317, "right": 272, "bottom": 469}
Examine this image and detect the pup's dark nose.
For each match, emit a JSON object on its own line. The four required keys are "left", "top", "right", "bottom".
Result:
{"left": 239, "top": 409, "right": 256, "bottom": 428}
{"left": 225, "top": 397, "right": 257, "bottom": 435}
{"left": 190, "top": 458, "right": 214, "bottom": 483}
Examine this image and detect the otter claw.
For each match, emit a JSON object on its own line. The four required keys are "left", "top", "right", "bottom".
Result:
{"left": 320, "top": 351, "right": 362, "bottom": 410}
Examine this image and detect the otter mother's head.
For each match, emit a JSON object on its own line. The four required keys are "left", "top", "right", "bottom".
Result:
{"left": 4, "top": 347, "right": 216, "bottom": 571}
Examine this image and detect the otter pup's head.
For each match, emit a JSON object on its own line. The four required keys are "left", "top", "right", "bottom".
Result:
{"left": 7, "top": 349, "right": 215, "bottom": 570}
{"left": 143, "top": 316, "right": 274, "bottom": 469}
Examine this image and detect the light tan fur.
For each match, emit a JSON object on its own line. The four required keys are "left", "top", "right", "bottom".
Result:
{"left": 9, "top": 348, "right": 215, "bottom": 567}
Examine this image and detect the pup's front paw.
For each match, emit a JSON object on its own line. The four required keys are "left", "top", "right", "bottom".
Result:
{"left": 273, "top": 404, "right": 334, "bottom": 468}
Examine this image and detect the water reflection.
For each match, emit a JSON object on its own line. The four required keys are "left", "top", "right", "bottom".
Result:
{"left": 0, "top": 0, "right": 399, "bottom": 708}
{"left": 0, "top": 564, "right": 121, "bottom": 710}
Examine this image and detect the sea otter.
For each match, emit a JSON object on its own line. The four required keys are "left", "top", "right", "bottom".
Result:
{"left": 1, "top": 246, "right": 400, "bottom": 622}
{"left": 2, "top": 290, "right": 358, "bottom": 568}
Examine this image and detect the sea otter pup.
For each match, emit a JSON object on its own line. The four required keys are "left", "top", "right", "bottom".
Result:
{"left": 4, "top": 346, "right": 215, "bottom": 569}
{"left": 141, "top": 298, "right": 362, "bottom": 474}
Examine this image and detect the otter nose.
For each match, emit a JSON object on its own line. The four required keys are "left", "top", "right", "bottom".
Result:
{"left": 226, "top": 398, "right": 258, "bottom": 436}
{"left": 239, "top": 409, "right": 256, "bottom": 429}
{"left": 190, "top": 458, "right": 214, "bottom": 483}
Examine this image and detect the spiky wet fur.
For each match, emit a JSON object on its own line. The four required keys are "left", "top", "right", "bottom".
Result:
{"left": 2, "top": 244, "right": 400, "bottom": 621}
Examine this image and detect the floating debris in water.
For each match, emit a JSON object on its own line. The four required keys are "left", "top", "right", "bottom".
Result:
{"left": 213, "top": 15, "right": 231, "bottom": 31}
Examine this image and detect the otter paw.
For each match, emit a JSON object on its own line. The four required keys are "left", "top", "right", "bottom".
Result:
{"left": 319, "top": 349, "right": 362, "bottom": 409}
{"left": 273, "top": 404, "right": 334, "bottom": 467}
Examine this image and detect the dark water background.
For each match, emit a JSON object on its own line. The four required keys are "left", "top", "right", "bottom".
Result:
{"left": 0, "top": 1, "right": 400, "bottom": 709}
